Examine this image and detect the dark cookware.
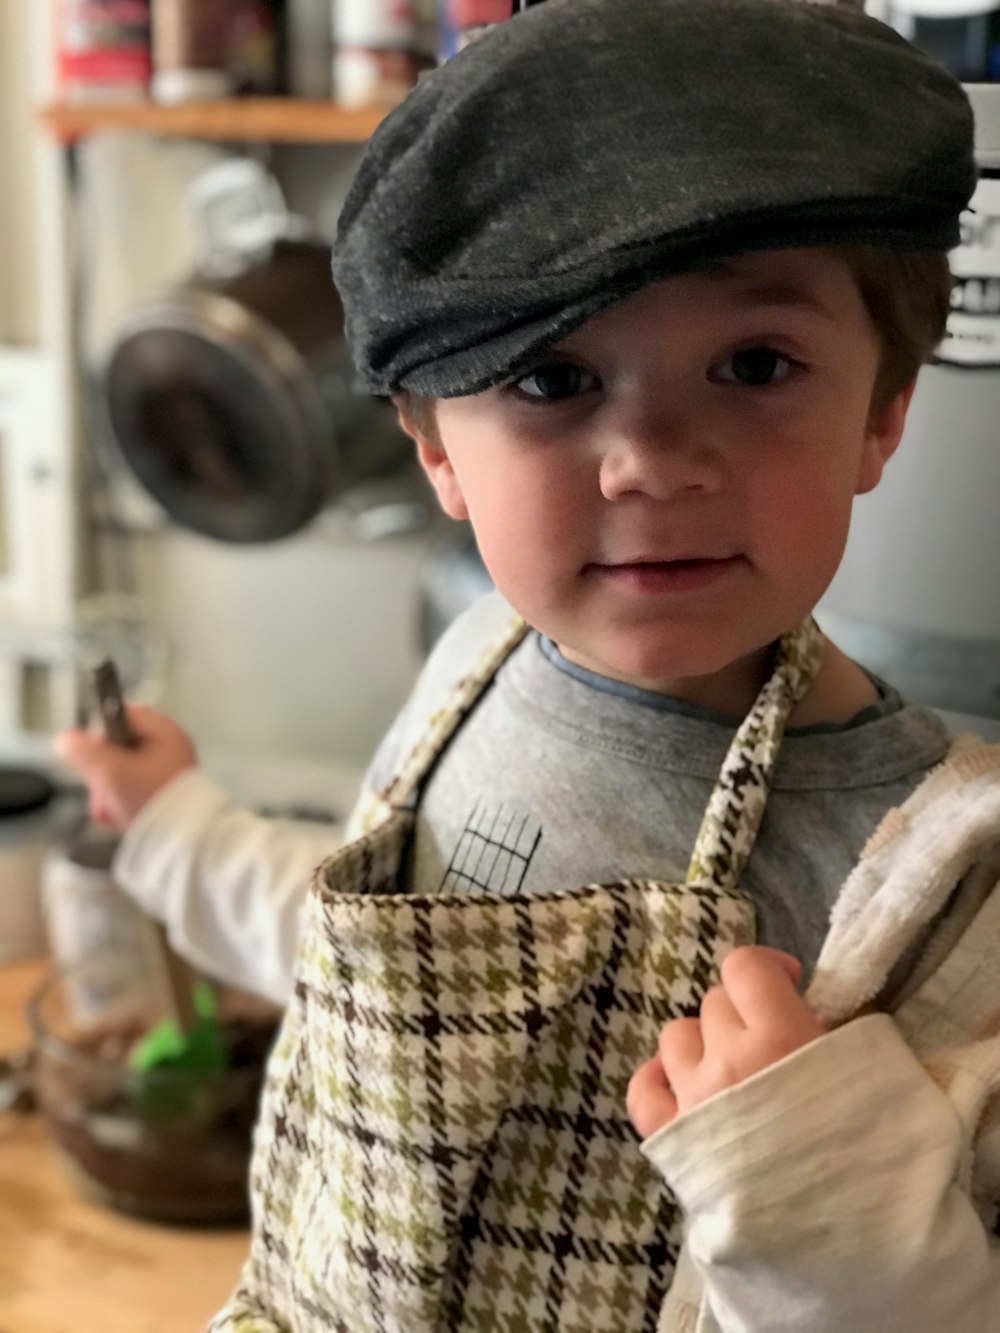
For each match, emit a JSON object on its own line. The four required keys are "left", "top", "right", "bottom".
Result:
{"left": 103, "top": 163, "right": 408, "bottom": 543}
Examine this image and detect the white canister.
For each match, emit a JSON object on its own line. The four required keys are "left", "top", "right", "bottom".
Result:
{"left": 332, "top": 46, "right": 420, "bottom": 106}
{"left": 332, "top": 0, "right": 419, "bottom": 48}
{"left": 41, "top": 824, "right": 163, "bottom": 1024}
{"left": 0, "top": 768, "right": 63, "bottom": 964}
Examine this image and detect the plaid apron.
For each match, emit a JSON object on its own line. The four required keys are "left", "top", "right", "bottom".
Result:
{"left": 212, "top": 616, "right": 823, "bottom": 1333}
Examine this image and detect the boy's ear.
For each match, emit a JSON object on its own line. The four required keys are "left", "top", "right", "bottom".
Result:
{"left": 856, "top": 379, "right": 917, "bottom": 496}
{"left": 394, "top": 401, "right": 469, "bottom": 521}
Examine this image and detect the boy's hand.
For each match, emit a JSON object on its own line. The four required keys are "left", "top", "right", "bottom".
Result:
{"left": 55, "top": 705, "right": 198, "bottom": 830}
{"left": 627, "top": 946, "right": 826, "bottom": 1139}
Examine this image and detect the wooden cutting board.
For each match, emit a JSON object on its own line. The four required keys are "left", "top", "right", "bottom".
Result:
{"left": 0, "top": 958, "right": 250, "bottom": 1333}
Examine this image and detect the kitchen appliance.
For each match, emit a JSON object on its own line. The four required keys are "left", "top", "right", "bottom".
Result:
{"left": 818, "top": 79, "right": 1000, "bottom": 739}
{"left": 103, "top": 159, "right": 412, "bottom": 543}
{"left": 877, "top": 1, "right": 1000, "bottom": 80}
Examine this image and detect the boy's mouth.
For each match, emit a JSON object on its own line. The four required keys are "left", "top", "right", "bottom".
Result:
{"left": 587, "top": 555, "right": 743, "bottom": 593}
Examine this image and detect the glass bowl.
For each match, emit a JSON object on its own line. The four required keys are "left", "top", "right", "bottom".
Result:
{"left": 27, "top": 954, "right": 280, "bottom": 1225}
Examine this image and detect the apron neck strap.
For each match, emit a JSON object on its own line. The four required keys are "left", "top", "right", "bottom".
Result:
{"left": 686, "top": 616, "right": 824, "bottom": 892}
{"left": 384, "top": 615, "right": 530, "bottom": 808}
{"left": 385, "top": 613, "right": 824, "bottom": 893}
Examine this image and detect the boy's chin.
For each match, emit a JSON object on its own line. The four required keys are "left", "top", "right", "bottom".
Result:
{"left": 560, "top": 615, "right": 805, "bottom": 714}
{"left": 559, "top": 630, "right": 759, "bottom": 698}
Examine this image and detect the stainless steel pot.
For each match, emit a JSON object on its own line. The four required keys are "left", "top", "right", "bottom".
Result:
{"left": 103, "top": 163, "right": 410, "bottom": 543}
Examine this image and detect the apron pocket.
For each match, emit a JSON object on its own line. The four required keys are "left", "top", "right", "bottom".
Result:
{"left": 255, "top": 874, "right": 755, "bottom": 1331}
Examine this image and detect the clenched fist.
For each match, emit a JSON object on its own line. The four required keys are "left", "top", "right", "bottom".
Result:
{"left": 627, "top": 945, "right": 826, "bottom": 1139}
{"left": 55, "top": 705, "right": 197, "bottom": 830}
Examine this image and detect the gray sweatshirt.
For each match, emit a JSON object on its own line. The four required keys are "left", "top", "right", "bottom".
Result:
{"left": 362, "top": 595, "right": 951, "bottom": 975}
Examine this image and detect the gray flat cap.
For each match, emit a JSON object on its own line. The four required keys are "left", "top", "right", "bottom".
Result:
{"left": 332, "top": 0, "right": 976, "bottom": 398}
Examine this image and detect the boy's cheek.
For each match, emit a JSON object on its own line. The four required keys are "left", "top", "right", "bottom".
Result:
{"left": 436, "top": 481, "right": 471, "bottom": 521}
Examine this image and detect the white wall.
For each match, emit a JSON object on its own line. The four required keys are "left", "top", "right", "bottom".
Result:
{"left": 0, "top": 0, "right": 39, "bottom": 343}
{"left": 821, "top": 366, "right": 1000, "bottom": 644}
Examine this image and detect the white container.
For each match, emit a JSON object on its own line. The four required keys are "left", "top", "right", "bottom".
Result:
{"left": 0, "top": 769, "right": 67, "bottom": 964}
{"left": 151, "top": 67, "right": 235, "bottom": 104}
{"left": 333, "top": 47, "right": 419, "bottom": 106}
{"left": 332, "top": 0, "right": 419, "bottom": 49}
{"left": 0, "top": 814, "right": 57, "bottom": 962}
{"left": 41, "top": 824, "right": 163, "bottom": 1024}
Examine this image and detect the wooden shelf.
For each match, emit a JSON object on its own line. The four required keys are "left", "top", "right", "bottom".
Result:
{"left": 40, "top": 97, "right": 389, "bottom": 144}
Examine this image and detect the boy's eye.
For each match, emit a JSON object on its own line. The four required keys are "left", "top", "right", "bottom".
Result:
{"left": 715, "top": 348, "right": 795, "bottom": 386}
{"left": 514, "top": 362, "right": 599, "bottom": 400}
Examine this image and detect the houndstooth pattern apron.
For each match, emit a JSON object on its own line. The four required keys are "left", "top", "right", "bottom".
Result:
{"left": 211, "top": 616, "right": 824, "bottom": 1333}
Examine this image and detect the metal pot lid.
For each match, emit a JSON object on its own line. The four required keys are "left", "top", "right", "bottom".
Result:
{"left": 105, "top": 290, "right": 337, "bottom": 544}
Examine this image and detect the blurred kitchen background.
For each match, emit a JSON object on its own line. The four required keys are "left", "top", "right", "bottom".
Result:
{"left": 0, "top": 0, "right": 467, "bottom": 831}
{"left": 0, "top": 2, "right": 997, "bottom": 1327}
{"left": 0, "top": 0, "right": 998, "bottom": 848}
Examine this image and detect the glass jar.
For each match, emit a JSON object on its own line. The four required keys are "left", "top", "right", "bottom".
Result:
{"left": 28, "top": 954, "right": 280, "bottom": 1224}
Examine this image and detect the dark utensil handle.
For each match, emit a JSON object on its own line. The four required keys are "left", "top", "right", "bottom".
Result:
{"left": 93, "top": 658, "right": 137, "bottom": 748}
{"left": 90, "top": 659, "right": 201, "bottom": 1031}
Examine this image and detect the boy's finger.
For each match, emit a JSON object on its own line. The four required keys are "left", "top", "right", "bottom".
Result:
{"left": 626, "top": 1057, "right": 678, "bottom": 1139}
{"left": 699, "top": 981, "right": 745, "bottom": 1035}
{"left": 55, "top": 728, "right": 132, "bottom": 784}
{"left": 719, "top": 946, "right": 805, "bottom": 1026}
{"left": 658, "top": 1015, "right": 704, "bottom": 1071}
{"left": 54, "top": 727, "right": 103, "bottom": 770}
{"left": 90, "top": 793, "right": 113, "bottom": 825}
{"left": 722, "top": 945, "right": 802, "bottom": 987}
{"left": 117, "top": 702, "right": 158, "bottom": 736}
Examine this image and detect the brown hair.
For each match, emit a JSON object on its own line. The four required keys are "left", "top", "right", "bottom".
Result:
{"left": 394, "top": 247, "right": 953, "bottom": 427}
{"left": 836, "top": 245, "right": 953, "bottom": 412}
{"left": 393, "top": 390, "right": 439, "bottom": 443}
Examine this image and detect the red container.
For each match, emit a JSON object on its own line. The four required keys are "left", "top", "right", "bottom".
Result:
{"left": 56, "top": 0, "right": 151, "bottom": 101}
{"left": 452, "top": 0, "right": 512, "bottom": 24}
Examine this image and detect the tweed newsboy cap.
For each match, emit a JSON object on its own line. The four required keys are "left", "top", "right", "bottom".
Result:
{"left": 332, "top": 0, "right": 976, "bottom": 398}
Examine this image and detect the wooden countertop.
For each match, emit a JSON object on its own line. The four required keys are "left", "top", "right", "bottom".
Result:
{"left": 0, "top": 958, "right": 250, "bottom": 1333}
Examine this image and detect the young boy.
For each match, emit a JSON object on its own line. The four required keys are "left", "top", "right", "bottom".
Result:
{"left": 65, "top": 1, "right": 1000, "bottom": 1328}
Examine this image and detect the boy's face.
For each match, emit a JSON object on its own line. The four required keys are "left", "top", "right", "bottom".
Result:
{"left": 404, "top": 248, "right": 912, "bottom": 702}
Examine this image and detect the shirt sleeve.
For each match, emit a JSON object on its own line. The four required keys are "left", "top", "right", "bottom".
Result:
{"left": 112, "top": 593, "right": 517, "bottom": 1007}
{"left": 113, "top": 768, "right": 345, "bottom": 1004}
{"left": 642, "top": 1013, "right": 1000, "bottom": 1332}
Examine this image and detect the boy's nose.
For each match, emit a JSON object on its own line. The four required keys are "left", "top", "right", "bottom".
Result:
{"left": 598, "top": 420, "right": 724, "bottom": 503}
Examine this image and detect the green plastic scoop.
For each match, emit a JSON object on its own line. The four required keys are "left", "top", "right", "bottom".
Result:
{"left": 130, "top": 978, "right": 227, "bottom": 1074}
{"left": 125, "top": 930, "right": 228, "bottom": 1119}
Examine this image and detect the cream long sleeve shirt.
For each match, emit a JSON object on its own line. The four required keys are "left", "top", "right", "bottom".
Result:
{"left": 645, "top": 1016, "right": 1000, "bottom": 1332}
{"left": 113, "top": 769, "right": 342, "bottom": 1004}
{"left": 645, "top": 737, "right": 1000, "bottom": 1332}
